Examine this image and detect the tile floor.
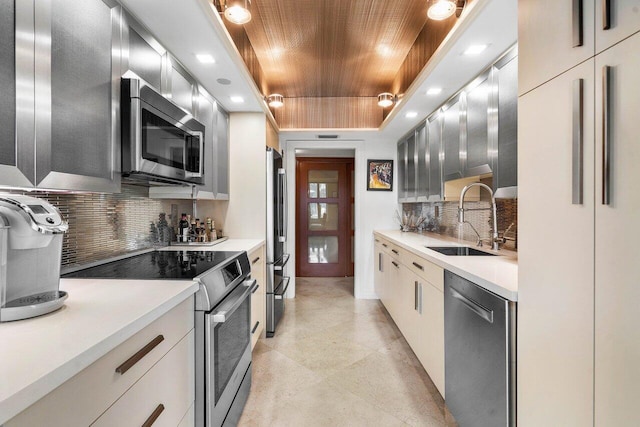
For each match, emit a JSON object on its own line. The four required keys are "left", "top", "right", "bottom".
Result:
{"left": 239, "top": 277, "right": 457, "bottom": 426}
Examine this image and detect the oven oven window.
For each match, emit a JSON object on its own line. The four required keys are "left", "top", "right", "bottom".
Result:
{"left": 141, "top": 108, "right": 186, "bottom": 169}
{"left": 214, "top": 295, "right": 250, "bottom": 404}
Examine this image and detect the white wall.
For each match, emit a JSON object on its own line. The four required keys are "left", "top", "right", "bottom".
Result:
{"left": 222, "top": 113, "right": 267, "bottom": 239}
{"left": 283, "top": 138, "right": 398, "bottom": 299}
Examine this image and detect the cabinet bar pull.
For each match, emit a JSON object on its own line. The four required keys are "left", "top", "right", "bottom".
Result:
{"left": 572, "top": 79, "right": 584, "bottom": 204}
{"left": 115, "top": 335, "right": 164, "bottom": 375}
{"left": 142, "top": 404, "right": 165, "bottom": 427}
{"left": 419, "top": 283, "right": 423, "bottom": 315}
{"left": 378, "top": 253, "right": 383, "bottom": 272}
{"left": 252, "top": 321, "right": 260, "bottom": 334}
{"left": 412, "top": 261, "right": 424, "bottom": 271}
{"left": 572, "top": 0, "right": 584, "bottom": 47}
{"left": 382, "top": 243, "right": 388, "bottom": 248}
{"left": 602, "top": 66, "right": 611, "bottom": 205}
{"left": 391, "top": 249, "right": 399, "bottom": 255}
{"left": 251, "top": 283, "right": 260, "bottom": 294}
{"left": 252, "top": 256, "right": 260, "bottom": 264}
{"left": 391, "top": 261, "right": 399, "bottom": 268}
{"left": 602, "top": 0, "right": 611, "bottom": 30}
{"left": 415, "top": 281, "right": 419, "bottom": 311}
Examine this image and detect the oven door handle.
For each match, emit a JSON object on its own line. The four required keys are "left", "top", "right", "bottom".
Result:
{"left": 211, "top": 279, "right": 257, "bottom": 323}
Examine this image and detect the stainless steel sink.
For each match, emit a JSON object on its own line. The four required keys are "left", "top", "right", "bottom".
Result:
{"left": 426, "top": 246, "right": 497, "bottom": 256}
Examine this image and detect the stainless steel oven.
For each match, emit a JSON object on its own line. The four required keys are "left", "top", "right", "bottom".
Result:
{"left": 194, "top": 252, "right": 256, "bottom": 427}
{"left": 121, "top": 77, "right": 205, "bottom": 185}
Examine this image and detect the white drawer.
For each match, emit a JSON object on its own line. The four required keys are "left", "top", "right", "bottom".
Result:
{"left": 91, "top": 330, "right": 195, "bottom": 427}
{"left": 6, "top": 297, "right": 194, "bottom": 427}
{"left": 404, "top": 250, "right": 444, "bottom": 292}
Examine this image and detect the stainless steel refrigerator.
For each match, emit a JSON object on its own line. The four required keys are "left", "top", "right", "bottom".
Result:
{"left": 266, "top": 147, "right": 290, "bottom": 337}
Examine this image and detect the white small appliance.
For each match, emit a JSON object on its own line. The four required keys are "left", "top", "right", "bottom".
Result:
{"left": 0, "top": 194, "right": 68, "bottom": 322}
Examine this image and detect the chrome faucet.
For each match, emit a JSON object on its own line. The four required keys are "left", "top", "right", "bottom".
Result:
{"left": 458, "top": 182, "right": 500, "bottom": 251}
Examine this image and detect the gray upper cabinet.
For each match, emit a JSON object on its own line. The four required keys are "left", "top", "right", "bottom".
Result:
{"left": 442, "top": 98, "right": 463, "bottom": 181}
{"left": 122, "top": 18, "right": 164, "bottom": 90}
{"left": 464, "top": 73, "right": 494, "bottom": 177}
{"left": 0, "top": 0, "right": 33, "bottom": 188}
{"left": 36, "top": 0, "right": 121, "bottom": 192}
{"left": 427, "top": 114, "right": 443, "bottom": 200}
{"left": 167, "top": 56, "right": 197, "bottom": 115}
{"left": 215, "top": 107, "right": 230, "bottom": 200}
{"left": 195, "top": 90, "right": 218, "bottom": 197}
{"left": 397, "top": 139, "right": 408, "bottom": 201}
{"left": 2, "top": 0, "right": 121, "bottom": 192}
{"left": 416, "top": 124, "right": 429, "bottom": 202}
{"left": 494, "top": 54, "right": 518, "bottom": 197}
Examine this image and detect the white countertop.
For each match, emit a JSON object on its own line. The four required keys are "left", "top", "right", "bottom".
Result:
{"left": 165, "top": 238, "right": 264, "bottom": 254}
{"left": 375, "top": 230, "right": 518, "bottom": 301}
{"left": 0, "top": 279, "right": 198, "bottom": 424}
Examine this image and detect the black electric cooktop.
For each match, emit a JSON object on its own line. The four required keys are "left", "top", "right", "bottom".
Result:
{"left": 62, "top": 250, "right": 242, "bottom": 280}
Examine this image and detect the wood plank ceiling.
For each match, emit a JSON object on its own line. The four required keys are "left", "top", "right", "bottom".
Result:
{"left": 219, "top": 0, "right": 461, "bottom": 129}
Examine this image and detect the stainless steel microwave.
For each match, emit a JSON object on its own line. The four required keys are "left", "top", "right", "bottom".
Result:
{"left": 121, "top": 78, "right": 205, "bottom": 185}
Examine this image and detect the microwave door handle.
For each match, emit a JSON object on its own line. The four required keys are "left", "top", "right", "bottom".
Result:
{"left": 196, "top": 132, "right": 204, "bottom": 177}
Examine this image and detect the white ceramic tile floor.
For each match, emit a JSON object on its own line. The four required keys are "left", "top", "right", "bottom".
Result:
{"left": 239, "top": 277, "right": 457, "bottom": 426}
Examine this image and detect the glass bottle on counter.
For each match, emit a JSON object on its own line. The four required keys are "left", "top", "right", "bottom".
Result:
{"left": 179, "top": 213, "right": 189, "bottom": 243}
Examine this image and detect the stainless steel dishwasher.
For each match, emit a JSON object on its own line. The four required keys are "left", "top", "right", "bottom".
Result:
{"left": 444, "top": 271, "right": 516, "bottom": 427}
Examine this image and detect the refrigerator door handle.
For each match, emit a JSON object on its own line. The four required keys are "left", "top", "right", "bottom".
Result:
{"left": 278, "top": 168, "right": 287, "bottom": 242}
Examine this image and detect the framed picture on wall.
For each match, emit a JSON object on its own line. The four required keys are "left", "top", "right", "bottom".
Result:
{"left": 367, "top": 159, "right": 393, "bottom": 191}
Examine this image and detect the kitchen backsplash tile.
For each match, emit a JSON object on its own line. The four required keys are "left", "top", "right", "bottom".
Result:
{"left": 402, "top": 199, "right": 518, "bottom": 251}
{"left": 6, "top": 185, "right": 187, "bottom": 268}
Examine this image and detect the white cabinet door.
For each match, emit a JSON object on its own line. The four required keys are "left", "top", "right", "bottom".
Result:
{"left": 415, "top": 280, "right": 445, "bottom": 397}
{"left": 594, "top": 33, "right": 640, "bottom": 426}
{"left": 402, "top": 268, "right": 422, "bottom": 352}
{"left": 518, "top": 60, "right": 595, "bottom": 426}
{"left": 595, "top": 0, "right": 640, "bottom": 53}
{"left": 518, "top": 0, "right": 595, "bottom": 95}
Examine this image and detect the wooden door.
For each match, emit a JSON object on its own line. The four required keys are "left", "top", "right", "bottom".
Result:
{"left": 296, "top": 158, "right": 354, "bottom": 277}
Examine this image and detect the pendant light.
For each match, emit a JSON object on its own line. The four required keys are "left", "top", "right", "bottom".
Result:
{"left": 224, "top": 0, "right": 252, "bottom": 25}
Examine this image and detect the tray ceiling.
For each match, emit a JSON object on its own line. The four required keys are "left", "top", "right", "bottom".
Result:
{"left": 242, "top": 0, "right": 431, "bottom": 98}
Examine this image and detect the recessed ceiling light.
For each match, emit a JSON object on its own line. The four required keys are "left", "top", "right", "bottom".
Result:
{"left": 406, "top": 111, "right": 418, "bottom": 118}
{"left": 217, "top": 78, "right": 232, "bottom": 85}
{"left": 464, "top": 44, "right": 488, "bottom": 55}
{"left": 376, "top": 44, "right": 393, "bottom": 57}
{"left": 196, "top": 54, "right": 215, "bottom": 64}
{"left": 230, "top": 96, "right": 244, "bottom": 103}
{"left": 427, "top": 0, "right": 456, "bottom": 20}
{"left": 426, "top": 87, "right": 443, "bottom": 96}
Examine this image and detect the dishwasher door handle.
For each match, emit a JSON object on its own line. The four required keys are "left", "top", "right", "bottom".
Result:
{"left": 450, "top": 287, "right": 494, "bottom": 324}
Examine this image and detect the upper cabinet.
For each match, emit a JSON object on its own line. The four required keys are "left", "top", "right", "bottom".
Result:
{"left": 442, "top": 98, "right": 464, "bottom": 182}
{"left": 1, "top": 0, "right": 121, "bottom": 192}
{"left": 166, "top": 55, "right": 197, "bottom": 115}
{"left": 494, "top": 54, "right": 518, "bottom": 197}
{"left": 519, "top": 0, "right": 640, "bottom": 95}
{"left": 37, "top": 0, "right": 121, "bottom": 192}
{"left": 397, "top": 47, "right": 518, "bottom": 202}
{"left": 0, "top": 0, "right": 32, "bottom": 188}
{"left": 215, "top": 107, "right": 230, "bottom": 200}
{"left": 122, "top": 19, "right": 164, "bottom": 91}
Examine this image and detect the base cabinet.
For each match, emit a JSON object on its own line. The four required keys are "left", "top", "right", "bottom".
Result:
{"left": 374, "top": 235, "right": 445, "bottom": 397}
{"left": 249, "top": 244, "right": 266, "bottom": 349}
{"left": 5, "top": 298, "right": 195, "bottom": 427}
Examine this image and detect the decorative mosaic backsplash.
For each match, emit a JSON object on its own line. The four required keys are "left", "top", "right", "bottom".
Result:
{"left": 6, "top": 185, "right": 181, "bottom": 268}
{"left": 402, "top": 198, "right": 518, "bottom": 251}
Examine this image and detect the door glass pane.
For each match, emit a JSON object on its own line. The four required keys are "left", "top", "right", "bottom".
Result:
{"left": 309, "top": 170, "right": 339, "bottom": 198}
{"left": 309, "top": 182, "right": 318, "bottom": 198}
{"left": 308, "top": 236, "right": 339, "bottom": 263}
{"left": 308, "top": 203, "right": 338, "bottom": 230}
